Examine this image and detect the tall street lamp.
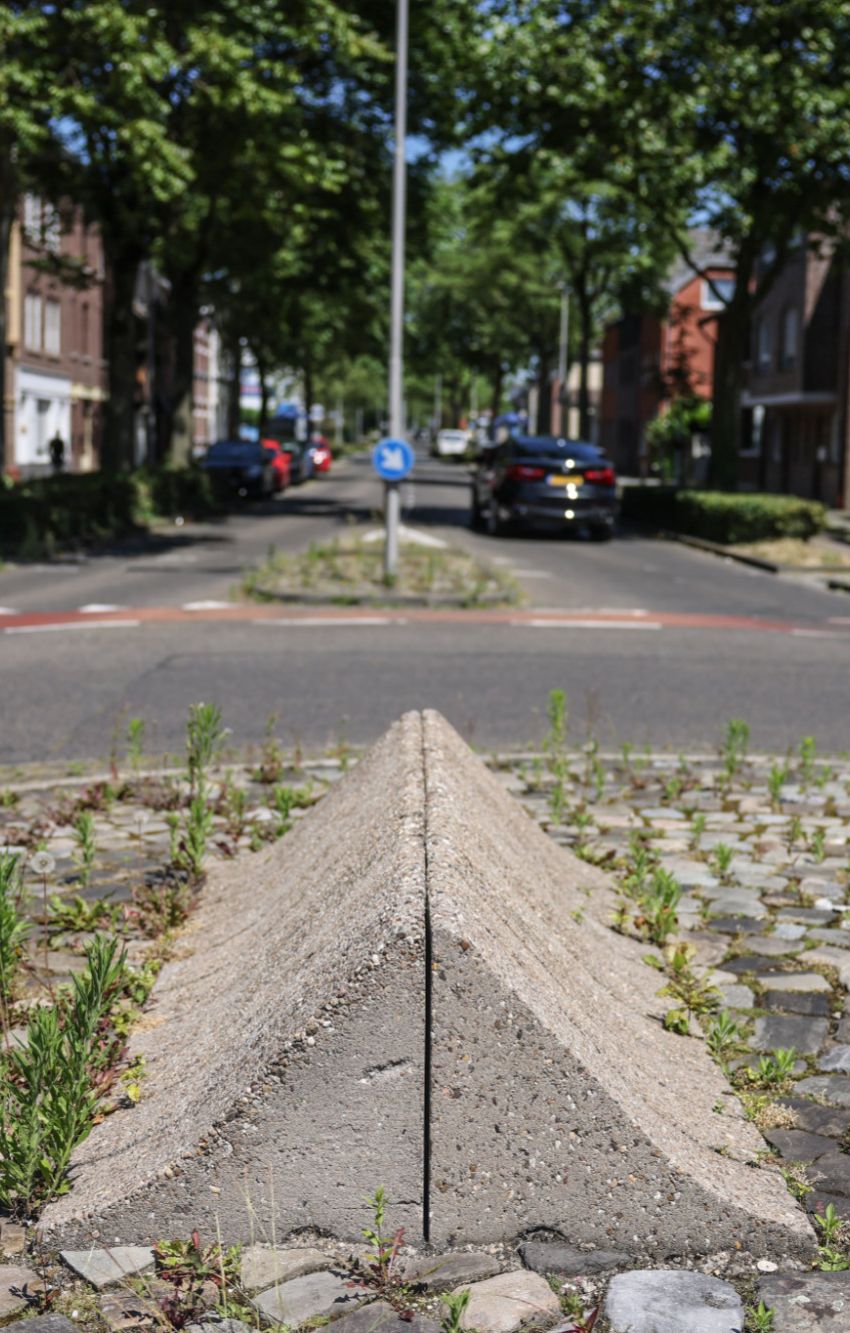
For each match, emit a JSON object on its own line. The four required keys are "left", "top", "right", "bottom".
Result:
{"left": 384, "top": 0, "right": 409, "bottom": 581}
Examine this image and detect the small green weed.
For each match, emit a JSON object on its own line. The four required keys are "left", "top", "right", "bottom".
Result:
{"left": 722, "top": 718, "right": 749, "bottom": 778}
{"left": 747, "top": 1301, "right": 774, "bottom": 1332}
{"left": 441, "top": 1290, "right": 471, "bottom": 1333}
{"left": 127, "top": 718, "right": 146, "bottom": 773}
{"left": 361, "top": 1185, "right": 405, "bottom": 1288}
{"left": 72, "top": 810, "right": 97, "bottom": 887}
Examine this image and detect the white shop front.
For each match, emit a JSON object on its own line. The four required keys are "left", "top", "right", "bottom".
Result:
{"left": 15, "top": 365, "right": 72, "bottom": 471}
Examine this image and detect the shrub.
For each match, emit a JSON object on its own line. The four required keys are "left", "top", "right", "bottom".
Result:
{"left": 621, "top": 485, "right": 825, "bottom": 544}
{"left": 0, "top": 466, "right": 221, "bottom": 557}
{"left": 674, "top": 491, "right": 826, "bottom": 544}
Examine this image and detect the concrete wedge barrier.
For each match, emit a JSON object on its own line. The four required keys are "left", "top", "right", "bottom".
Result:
{"left": 43, "top": 710, "right": 813, "bottom": 1258}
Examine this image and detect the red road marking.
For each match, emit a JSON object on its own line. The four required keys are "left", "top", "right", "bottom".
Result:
{"left": 0, "top": 604, "right": 848, "bottom": 637}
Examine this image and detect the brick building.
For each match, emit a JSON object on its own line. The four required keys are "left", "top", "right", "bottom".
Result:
{"left": 599, "top": 233, "right": 734, "bottom": 475}
{"left": 4, "top": 195, "right": 107, "bottom": 476}
{"left": 741, "top": 235, "right": 850, "bottom": 506}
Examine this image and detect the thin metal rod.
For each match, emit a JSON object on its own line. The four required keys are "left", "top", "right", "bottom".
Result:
{"left": 558, "top": 282, "right": 570, "bottom": 435}
{"left": 385, "top": 0, "right": 409, "bottom": 582}
{"left": 388, "top": 0, "right": 408, "bottom": 442}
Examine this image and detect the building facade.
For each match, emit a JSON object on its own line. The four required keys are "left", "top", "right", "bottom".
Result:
{"left": 599, "top": 233, "right": 734, "bottom": 476}
{"left": 4, "top": 195, "right": 107, "bottom": 477}
{"left": 741, "top": 236, "right": 848, "bottom": 506}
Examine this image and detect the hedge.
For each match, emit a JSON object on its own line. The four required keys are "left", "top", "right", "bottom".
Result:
{"left": 0, "top": 466, "right": 222, "bottom": 558}
{"left": 620, "top": 486, "right": 826, "bottom": 545}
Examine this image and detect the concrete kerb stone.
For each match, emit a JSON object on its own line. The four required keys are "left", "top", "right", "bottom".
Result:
{"left": 41, "top": 710, "right": 815, "bottom": 1260}
{"left": 42, "top": 712, "right": 428, "bottom": 1244}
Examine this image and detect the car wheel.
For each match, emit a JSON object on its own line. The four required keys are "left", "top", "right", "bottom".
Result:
{"left": 485, "top": 500, "right": 507, "bottom": 537}
{"left": 590, "top": 522, "right": 614, "bottom": 542}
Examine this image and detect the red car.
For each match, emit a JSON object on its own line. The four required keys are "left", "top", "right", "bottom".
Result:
{"left": 261, "top": 439, "right": 292, "bottom": 492}
{"left": 309, "top": 434, "right": 333, "bottom": 473}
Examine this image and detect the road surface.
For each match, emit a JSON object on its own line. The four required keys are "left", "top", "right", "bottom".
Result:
{"left": 1, "top": 454, "right": 848, "bottom": 764}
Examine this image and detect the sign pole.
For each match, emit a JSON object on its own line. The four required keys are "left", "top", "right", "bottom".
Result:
{"left": 385, "top": 0, "right": 409, "bottom": 581}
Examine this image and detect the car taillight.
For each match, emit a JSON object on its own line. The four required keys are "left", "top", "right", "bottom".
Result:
{"left": 584, "top": 467, "right": 616, "bottom": 486}
{"left": 505, "top": 464, "right": 546, "bottom": 481}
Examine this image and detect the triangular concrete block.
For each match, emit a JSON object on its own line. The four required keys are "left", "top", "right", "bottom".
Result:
{"left": 43, "top": 711, "right": 813, "bottom": 1260}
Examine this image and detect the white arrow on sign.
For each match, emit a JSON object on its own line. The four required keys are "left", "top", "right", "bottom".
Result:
{"left": 381, "top": 446, "right": 405, "bottom": 472}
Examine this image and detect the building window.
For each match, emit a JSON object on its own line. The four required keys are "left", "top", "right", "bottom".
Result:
{"left": 44, "top": 300, "right": 61, "bottom": 356}
{"left": 24, "top": 293, "right": 42, "bottom": 351}
{"left": 780, "top": 306, "right": 798, "bottom": 370}
{"left": 756, "top": 316, "right": 772, "bottom": 371}
{"left": 701, "top": 277, "right": 736, "bottom": 310}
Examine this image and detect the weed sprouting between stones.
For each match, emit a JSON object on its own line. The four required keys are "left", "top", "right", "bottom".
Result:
{"left": 0, "top": 934, "right": 127, "bottom": 1216}
{"left": 361, "top": 1185, "right": 406, "bottom": 1291}
{"left": 814, "top": 1202, "right": 850, "bottom": 1270}
{"left": 441, "top": 1289, "right": 471, "bottom": 1333}
{"left": 72, "top": 810, "right": 97, "bottom": 887}
{"left": 126, "top": 717, "right": 146, "bottom": 773}
{"left": 747, "top": 1301, "right": 775, "bottom": 1332}
{"left": 0, "top": 853, "right": 28, "bottom": 1025}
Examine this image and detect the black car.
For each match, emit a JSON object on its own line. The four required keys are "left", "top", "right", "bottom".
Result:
{"left": 470, "top": 435, "right": 618, "bottom": 539}
{"left": 200, "top": 440, "right": 275, "bottom": 499}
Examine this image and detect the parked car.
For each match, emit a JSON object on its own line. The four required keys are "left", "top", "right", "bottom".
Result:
{"left": 201, "top": 439, "right": 276, "bottom": 499}
{"left": 307, "top": 433, "right": 333, "bottom": 473}
{"left": 470, "top": 436, "right": 617, "bottom": 539}
{"left": 260, "top": 439, "right": 292, "bottom": 492}
{"left": 433, "top": 428, "right": 471, "bottom": 459}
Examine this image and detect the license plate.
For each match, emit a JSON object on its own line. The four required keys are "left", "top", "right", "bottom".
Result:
{"left": 548, "top": 473, "right": 583, "bottom": 487}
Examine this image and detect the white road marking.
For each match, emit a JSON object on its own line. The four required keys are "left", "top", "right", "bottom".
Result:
{"left": 254, "top": 617, "right": 400, "bottom": 628}
{"left": 5, "top": 619, "right": 141, "bottom": 635}
{"left": 0, "top": 607, "right": 19, "bottom": 615}
{"left": 510, "top": 569, "right": 553, "bottom": 578}
{"left": 522, "top": 619, "right": 663, "bottom": 630}
{"left": 182, "top": 599, "right": 232, "bottom": 610}
{"left": 78, "top": 603, "right": 125, "bottom": 613}
{"left": 790, "top": 628, "right": 849, "bottom": 640}
{"left": 828, "top": 617, "right": 850, "bottom": 624}
{"left": 361, "top": 525, "right": 447, "bottom": 549}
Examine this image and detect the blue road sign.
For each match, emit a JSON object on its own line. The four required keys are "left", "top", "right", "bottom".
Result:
{"left": 372, "top": 437, "right": 415, "bottom": 481}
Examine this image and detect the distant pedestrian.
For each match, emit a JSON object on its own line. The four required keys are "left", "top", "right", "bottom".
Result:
{"left": 48, "top": 431, "right": 65, "bottom": 473}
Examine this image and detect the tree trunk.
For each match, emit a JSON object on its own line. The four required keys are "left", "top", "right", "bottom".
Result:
{"left": 0, "top": 155, "right": 14, "bottom": 474}
{"left": 226, "top": 330, "right": 241, "bottom": 438}
{"left": 303, "top": 358, "right": 314, "bottom": 422}
{"left": 709, "top": 298, "right": 749, "bottom": 489}
{"left": 490, "top": 360, "right": 503, "bottom": 416}
{"left": 161, "top": 279, "right": 197, "bottom": 466}
{"left": 576, "top": 291, "right": 593, "bottom": 440}
{"left": 257, "top": 358, "right": 269, "bottom": 428}
{"left": 101, "top": 242, "right": 141, "bottom": 472}
{"left": 536, "top": 351, "right": 552, "bottom": 435}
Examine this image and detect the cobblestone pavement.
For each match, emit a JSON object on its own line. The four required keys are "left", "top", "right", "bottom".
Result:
{"left": 2, "top": 730, "right": 850, "bottom": 1330}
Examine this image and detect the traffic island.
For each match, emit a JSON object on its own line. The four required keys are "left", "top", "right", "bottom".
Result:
{"left": 40, "top": 712, "right": 812, "bottom": 1261}
{"left": 238, "top": 530, "right": 521, "bottom": 607}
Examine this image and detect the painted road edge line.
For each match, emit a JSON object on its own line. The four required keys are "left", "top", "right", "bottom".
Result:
{"left": 522, "top": 618, "right": 663, "bottom": 630}
{"left": 4, "top": 619, "right": 142, "bottom": 635}
{"left": 252, "top": 616, "right": 401, "bottom": 628}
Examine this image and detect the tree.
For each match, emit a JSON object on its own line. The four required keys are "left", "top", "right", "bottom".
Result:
{"left": 0, "top": 4, "right": 54, "bottom": 471}
{"left": 487, "top": 0, "right": 850, "bottom": 485}
{"left": 46, "top": 0, "right": 390, "bottom": 468}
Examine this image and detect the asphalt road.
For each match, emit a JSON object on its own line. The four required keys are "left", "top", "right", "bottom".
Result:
{"left": 2, "top": 454, "right": 849, "bottom": 764}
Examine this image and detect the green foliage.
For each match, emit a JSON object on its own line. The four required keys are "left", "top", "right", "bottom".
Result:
{"left": 634, "top": 868, "right": 681, "bottom": 946}
{"left": 0, "top": 934, "right": 126, "bottom": 1216}
{"left": 706, "top": 1011, "right": 744, "bottom": 1061}
{"left": 127, "top": 718, "right": 146, "bottom": 773}
{"left": 72, "top": 810, "right": 97, "bottom": 887}
{"left": 621, "top": 489, "right": 826, "bottom": 543}
{"left": 0, "top": 855, "right": 28, "bottom": 1008}
{"left": 441, "top": 1290, "right": 471, "bottom": 1333}
{"left": 361, "top": 1186, "right": 405, "bottom": 1288}
{"left": 722, "top": 719, "right": 749, "bottom": 778}
{"left": 747, "top": 1301, "right": 774, "bottom": 1332}
{"left": 186, "top": 703, "right": 227, "bottom": 797}
{"left": 0, "top": 469, "right": 219, "bottom": 558}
